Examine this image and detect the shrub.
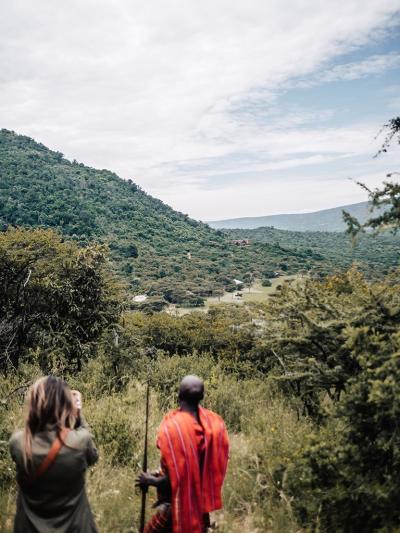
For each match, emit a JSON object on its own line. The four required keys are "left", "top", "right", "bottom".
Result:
{"left": 83, "top": 383, "right": 148, "bottom": 467}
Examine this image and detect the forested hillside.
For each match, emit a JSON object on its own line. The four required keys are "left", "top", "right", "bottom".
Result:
{"left": 0, "top": 129, "right": 398, "bottom": 310}
{"left": 1, "top": 118, "right": 399, "bottom": 531}
{"left": 0, "top": 129, "right": 315, "bottom": 306}
{"left": 224, "top": 226, "right": 400, "bottom": 277}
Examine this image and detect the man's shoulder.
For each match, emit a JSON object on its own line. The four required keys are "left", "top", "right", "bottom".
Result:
{"left": 159, "top": 408, "right": 226, "bottom": 430}
{"left": 162, "top": 407, "right": 225, "bottom": 420}
{"left": 159, "top": 409, "right": 180, "bottom": 426}
{"left": 200, "top": 407, "right": 225, "bottom": 425}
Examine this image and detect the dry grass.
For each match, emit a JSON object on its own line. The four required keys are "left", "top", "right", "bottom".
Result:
{"left": 0, "top": 365, "right": 310, "bottom": 532}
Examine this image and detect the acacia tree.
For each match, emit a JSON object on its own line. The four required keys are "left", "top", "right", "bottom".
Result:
{"left": 0, "top": 228, "right": 122, "bottom": 372}
{"left": 344, "top": 117, "right": 400, "bottom": 235}
{"left": 264, "top": 134, "right": 400, "bottom": 526}
{"left": 286, "top": 279, "right": 400, "bottom": 531}
{"left": 259, "top": 269, "right": 400, "bottom": 416}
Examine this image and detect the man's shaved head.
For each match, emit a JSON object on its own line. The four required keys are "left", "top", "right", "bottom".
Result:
{"left": 178, "top": 375, "right": 204, "bottom": 405}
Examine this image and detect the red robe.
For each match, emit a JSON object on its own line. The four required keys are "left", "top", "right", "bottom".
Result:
{"left": 156, "top": 407, "right": 229, "bottom": 533}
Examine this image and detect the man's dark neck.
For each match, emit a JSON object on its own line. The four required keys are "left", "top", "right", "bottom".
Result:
{"left": 179, "top": 400, "right": 200, "bottom": 421}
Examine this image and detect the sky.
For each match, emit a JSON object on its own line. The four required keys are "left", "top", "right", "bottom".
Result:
{"left": 0, "top": 1, "right": 399, "bottom": 221}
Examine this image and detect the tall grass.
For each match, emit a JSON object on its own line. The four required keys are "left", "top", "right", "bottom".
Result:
{"left": 0, "top": 356, "right": 312, "bottom": 532}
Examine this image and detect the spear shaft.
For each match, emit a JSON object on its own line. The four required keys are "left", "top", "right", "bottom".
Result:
{"left": 139, "top": 382, "right": 150, "bottom": 532}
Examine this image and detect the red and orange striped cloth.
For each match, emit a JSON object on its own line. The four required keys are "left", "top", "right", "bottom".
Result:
{"left": 144, "top": 504, "right": 172, "bottom": 533}
{"left": 156, "top": 407, "right": 229, "bottom": 533}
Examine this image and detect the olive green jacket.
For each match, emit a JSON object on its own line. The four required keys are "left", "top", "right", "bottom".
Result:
{"left": 9, "top": 416, "right": 98, "bottom": 533}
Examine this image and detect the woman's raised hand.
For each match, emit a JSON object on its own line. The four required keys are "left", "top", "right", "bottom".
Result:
{"left": 71, "top": 390, "right": 82, "bottom": 417}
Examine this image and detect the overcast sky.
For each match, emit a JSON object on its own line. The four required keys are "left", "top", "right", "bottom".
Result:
{"left": 1, "top": 1, "right": 399, "bottom": 221}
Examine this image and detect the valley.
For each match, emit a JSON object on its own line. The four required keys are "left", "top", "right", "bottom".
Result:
{"left": 1, "top": 129, "right": 398, "bottom": 313}
{"left": 1, "top": 124, "right": 399, "bottom": 532}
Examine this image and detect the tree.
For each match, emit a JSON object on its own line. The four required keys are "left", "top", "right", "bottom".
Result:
{"left": 287, "top": 282, "right": 400, "bottom": 531}
{"left": 263, "top": 269, "right": 400, "bottom": 417}
{"left": 0, "top": 228, "right": 122, "bottom": 372}
{"left": 128, "top": 243, "right": 139, "bottom": 258}
{"left": 344, "top": 117, "right": 400, "bottom": 236}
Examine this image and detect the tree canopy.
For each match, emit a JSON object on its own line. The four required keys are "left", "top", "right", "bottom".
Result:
{"left": 0, "top": 228, "right": 122, "bottom": 372}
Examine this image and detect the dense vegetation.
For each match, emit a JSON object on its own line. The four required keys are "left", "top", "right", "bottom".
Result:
{"left": 223, "top": 226, "right": 400, "bottom": 280}
{"left": 1, "top": 121, "right": 399, "bottom": 531}
{"left": 0, "top": 129, "right": 303, "bottom": 307}
{"left": 1, "top": 129, "right": 398, "bottom": 311}
{"left": 1, "top": 227, "right": 400, "bottom": 532}
{"left": 0, "top": 228, "right": 121, "bottom": 372}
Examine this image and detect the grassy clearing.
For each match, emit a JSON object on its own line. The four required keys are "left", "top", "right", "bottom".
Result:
{"left": 0, "top": 360, "right": 309, "bottom": 533}
{"left": 240, "top": 277, "right": 297, "bottom": 303}
{"left": 168, "top": 276, "right": 297, "bottom": 316}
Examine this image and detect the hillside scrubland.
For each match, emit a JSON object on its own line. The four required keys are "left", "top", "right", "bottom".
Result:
{"left": 1, "top": 129, "right": 398, "bottom": 311}
{"left": 1, "top": 121, "right": 400, "bottom": 531}
{"left": 1, "top": 228, "right": 399, "bottom": 532}
{"left": 224, "top": 226, "right": 399, "bottom": 279}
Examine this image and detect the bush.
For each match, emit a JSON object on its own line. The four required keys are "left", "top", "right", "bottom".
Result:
{"left": 0, "top": 228, "right": 122, "bottom": 372}
{"left": 287, "top": 328, "right": 400, "bottom": 532}
{"left": 83, "top": 384, "right": 147, "bottom": 467}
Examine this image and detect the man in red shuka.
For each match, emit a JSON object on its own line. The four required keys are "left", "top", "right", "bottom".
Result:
{"left": 136, "top": 375, "right": 229, "bottom": 533}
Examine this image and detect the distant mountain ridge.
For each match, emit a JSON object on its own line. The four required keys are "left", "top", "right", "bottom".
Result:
{"left": 209, "top": 202, "right": 373, "bottom": 232}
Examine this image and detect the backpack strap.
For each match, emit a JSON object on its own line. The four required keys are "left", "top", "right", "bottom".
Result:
{"left": 23, "top": 427, "right": 71, "bottom": 486}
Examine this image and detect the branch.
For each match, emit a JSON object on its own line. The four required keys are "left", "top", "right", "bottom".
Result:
{"left": 1, "top": 381, "right": 31, "bottom": 406}
{"left": 271, "top": 348, "right": 287, "bottom": 373}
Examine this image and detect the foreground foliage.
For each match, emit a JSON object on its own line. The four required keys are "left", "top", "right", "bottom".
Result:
{"left": 0, "top": 228, "right": 121, "bottom": 372}
{"left": 1, "top": 227, "right": 400, "bottom": 532}
{"left": 262, "top": 270, "right": 400, "bottom": 415}
{"left": 288, "top": 328, "right": 400, "bottom": 531}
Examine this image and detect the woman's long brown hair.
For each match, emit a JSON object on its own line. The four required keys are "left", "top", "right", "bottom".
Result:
{"left": 23, "top": 376, "right": 75, "bottom": 469}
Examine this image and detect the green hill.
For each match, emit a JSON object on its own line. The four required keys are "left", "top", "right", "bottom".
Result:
{"left": 223, "top": 226, "right": 399, "bottom": 276}
{"left": 0, "top": 129, "right": 398, "bottom": 307}
{"left": 209, "top": 202, "right": 376, "bottom": 231}
{"left": 0, "top": 129, "right": 305, "bottom": 305}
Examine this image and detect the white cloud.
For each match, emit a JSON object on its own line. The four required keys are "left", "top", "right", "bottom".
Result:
{"left": 0, "top": 0, "right": 399, "bottom": 218}
{"left": 293, "top": 52, "right": 400, "bottom": 88}
{"left": 161, "top": 171, "right": 389, "bottom": 222}
{"left": 320, "top": 52, "right": 400, "bottom": 82}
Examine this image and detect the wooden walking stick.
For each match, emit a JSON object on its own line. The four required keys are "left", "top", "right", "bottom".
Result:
{"left": 139, "top": 381, "right": 150, "bottom": 533}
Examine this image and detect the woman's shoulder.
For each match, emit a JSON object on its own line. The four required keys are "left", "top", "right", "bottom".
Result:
{"left": 9, "top": 429, "right": 24, "bottom": 462}
{"left": 66, "top": 426, "right": 94, "bottom": 449}
{"left": 10, "top": 427, "right": 93, "bottom": 449}
{"left": 9, "top": 428, "right": 24, "bottom": 448}
{"left": 67, "top": 424, "right": 98, "bottom": 465}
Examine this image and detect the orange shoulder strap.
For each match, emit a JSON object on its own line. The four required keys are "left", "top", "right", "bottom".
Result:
{"left": 25, "top": 427, "right": 70, "bottom": 485}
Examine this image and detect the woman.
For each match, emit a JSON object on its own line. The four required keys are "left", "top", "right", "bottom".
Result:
{"left": 9, "top": 375, "right": 98, "bottom": 533}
